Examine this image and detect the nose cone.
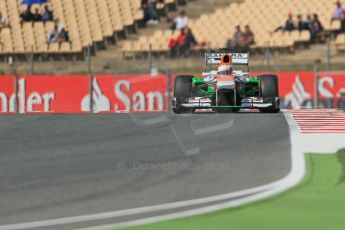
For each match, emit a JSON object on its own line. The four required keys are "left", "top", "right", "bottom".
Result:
{"left": 217, "top": 75, "right": 235, "bottom": 90}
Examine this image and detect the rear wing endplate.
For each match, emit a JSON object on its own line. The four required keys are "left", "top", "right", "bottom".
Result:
{"left": 205, "top": 52, "right": 249, "bottom": 66}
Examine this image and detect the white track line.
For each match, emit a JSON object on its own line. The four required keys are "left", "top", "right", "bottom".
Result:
{"left": 0, "top": 186, "right": 270, "bottom": 230}
{"left": 0, "top": 111, "right": 305, "bottom": 230}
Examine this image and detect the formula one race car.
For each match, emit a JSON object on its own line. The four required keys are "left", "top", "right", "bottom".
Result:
{"left": 172, "top": 50, "right": 280, "bottom": 113}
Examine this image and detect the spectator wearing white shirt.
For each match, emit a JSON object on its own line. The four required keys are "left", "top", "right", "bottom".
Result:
{"left": 173, "top": 10, "right": 189, "bottom": 31}
{"left": 331, "top": 1, "right": 345, "bottom": 33}
{"left": 47, "top": 24, "right": 59, "bottom": 44}
{"left": 332, "top": 1, "right": 344, "bottom": 22}
{"left": 0, "top": 12, "right": 10, "bottom": 30}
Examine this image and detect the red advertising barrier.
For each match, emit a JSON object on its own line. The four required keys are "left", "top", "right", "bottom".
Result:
{"left": 0, "top": 75, "right": 16, "bottom": 114}
{"left": 0, "top": 74, "right": 168, "bottom": 114}
{"left": 88, "top": 75, "right": 168, "bottom": 113}
{"left": 276, "top": 72, "right": 345, "bottom": 109}
{"left": 0, "top": 72, "right": 344, "bottom": 114}
{"left": 20, "top": 75, "right": 89, "bottom": 113}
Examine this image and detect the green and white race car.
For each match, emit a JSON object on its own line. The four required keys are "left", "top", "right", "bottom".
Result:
{"left": 172, "top": 50, "right": 280, "bottom": 113}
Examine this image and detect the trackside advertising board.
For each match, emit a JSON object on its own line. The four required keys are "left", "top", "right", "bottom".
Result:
{"left": 0, "top": 75, "right": 16, "bottom": 114}
{"left": 0, "top": 72, "right": 344, "bottom": 113}
{"left": 276, "top": 72, "right": 345, "bottom": 109}
{"left": 81, "top": 75, "right": 168, "bottom": 113}
{"left": 0, "top": 75, "right": 168, "bottom": 113}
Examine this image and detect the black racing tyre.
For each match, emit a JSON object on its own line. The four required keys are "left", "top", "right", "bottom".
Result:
{"left": 258, "top": 74, "right": 280, "bottom": 113}
{"left": 259, "top": 106, "right": 280, "bottom": 113}
{"left": 173, "top": 75, "right": 193, "bottom": 114}
{"left": 174, "top": 75, "right": 193, "bottom": 98}
{"left": 214, "top": 90, "right": 241, "bottom": 113}
{"left": 259, "top": 74, "right": 279, "bottom": 98}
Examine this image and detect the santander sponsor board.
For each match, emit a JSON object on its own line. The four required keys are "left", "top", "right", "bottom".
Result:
{"left": 0, "top": 75, "right": 89, "bottom": 113}
{"left": 276, "top": 72, "right": 345, "bottom": 109}
{"left": 82, "top": 75, "right": 168, "bottom": 113}
{"left": 0, "top": 74, "right": 168, "bottom": 114}
{"left": 0, "top": 75, "right": 16, "bottom": 113}
{"left": 23, "top": 75, "right": 89, "bottom": 113}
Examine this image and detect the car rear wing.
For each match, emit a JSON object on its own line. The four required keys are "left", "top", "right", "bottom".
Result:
{"left": 205, "top": 52, "right": 249, "bottom": 66}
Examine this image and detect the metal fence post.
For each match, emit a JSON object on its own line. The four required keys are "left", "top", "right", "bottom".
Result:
{"left": 14, "top": 75, "right": 19, "bottom": 114}
{"left": 9, "top": 57, "right": 19, "bottom": 114}
{"left": 148, "top": 44, "right": 153, "bottom": 73}
{"left": 167, "top": 70, "right": 172, "bottom": 112}
{"left": 326, "top": 37, "right": 331, "bottom": 70}
{"left": 30, "top": 46, "right": 34, "bottom": 75}
{"left": 89, "top": 74, "right": 94, "bottom": 113}
{"left": 264, "top": 43, "right": 272, "bottom": 67}
{"left": 87, "top": 46, "right": 94, "bottom": 113}
{"left": 87, "top": 45, "right": 92, "bottom": 75}
{"left": 313, "top": 64, "right": 319, "bottom": 109}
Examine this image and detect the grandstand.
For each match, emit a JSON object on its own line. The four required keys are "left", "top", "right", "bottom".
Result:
{"left": 122, "top": 0, "right": 343, "bottom": 57}
{"left": 1, "top": 0, "right": 345, "bottom": 73}
{"left": 0, "top": 0, "right": 180, "bottom": 59}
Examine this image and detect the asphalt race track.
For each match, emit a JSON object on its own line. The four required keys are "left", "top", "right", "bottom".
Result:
{"left": 0, "top": 112, "right": 291, "bottom": 229}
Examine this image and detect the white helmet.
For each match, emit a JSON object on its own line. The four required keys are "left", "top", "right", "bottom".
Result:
{"left": 217, "top": 64, "right": 233, "bottom": 75}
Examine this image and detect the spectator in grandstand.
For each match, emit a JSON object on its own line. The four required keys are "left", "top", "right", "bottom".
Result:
{"left": 310, "top": 14, "right": 324, "bottom": 42}
{"left": 311, "top": 14, "right": 324, "bottom": 33}
{"left": 47, "top": 24, "right": 59, "bottom": 43}
{"left": 180, "top": 27, "right": 197, "bottom": 57}
{"left": 331, "top": 1, "right": 344, "bottom": 22}
{"left": 331, "top": 2, "right": 345, "bottom": 33}
{"left": 226, "top": 25, "right": 243, "bottom": 49}
{"left": 297, "top": 15, "right": 311, "bottom": 31}
{"left": 54, "top": 19, "right": 65, "bottom": 33}
{"left": 242, "top": 25, "right": 255, "bottom": 48}
{"left": 20, "top": 5, "right": 33, "bottom": 23}
{"left": 306, "top": 14, "right": 313, "bottom": 30}
{"left": 33, "top": 8, "right": 42, "bottom": 22}
{"left": 42, "top": 5, "right": 54, "bottom": 23}
{"left": 330, "top": 1, "right": 345, "bottom": 34}
{"left": 57, "top": 27, "right": 69, "bottom": 42}
{"left": 171, "top": 10, "right": 189, "bottom": 31}
{"left": 141, "top": 0, "right": 159, "bottom": 25}
{"left": 274, "top": 13, "right": 296, "bottom": 32}
{"left": 168, "top": 29, "right": 186, "bottom": 58}
{"left": 0, "top": 13, "right": 10, "bottom": 30}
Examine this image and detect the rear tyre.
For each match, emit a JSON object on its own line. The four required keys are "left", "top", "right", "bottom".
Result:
{"left": 258, "top": 74, "right": 280, "bottom": 113}
{"left": 173, "top": 75, "right": 193, "bottom": 114}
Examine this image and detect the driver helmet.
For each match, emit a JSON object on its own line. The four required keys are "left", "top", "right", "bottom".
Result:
{"left": 218, "top": 64, "right": 233, "bottom": 75}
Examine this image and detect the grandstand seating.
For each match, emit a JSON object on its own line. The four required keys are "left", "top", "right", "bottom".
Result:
{"left": 336, "top": 33, "right": 345, "bottom": 52}
{"left": 0, "top": 0, "right": 180, "bottom": 57}
{"left": 121, "top": 0, "right": 343, "bottom": 57}
{"left": 2, "top": 0, "right": 345, "bottom": 59}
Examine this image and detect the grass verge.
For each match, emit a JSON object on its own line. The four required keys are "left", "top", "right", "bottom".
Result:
{"left": 124, "top": 150, "right": 345, "bottom": 230}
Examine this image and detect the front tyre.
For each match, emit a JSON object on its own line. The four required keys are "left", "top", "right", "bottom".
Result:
{"left": 173, "top": 75, "right": 193, "bottom": 114}
{"left": 258, "top": 74, "right": 280, "bottom": 113}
